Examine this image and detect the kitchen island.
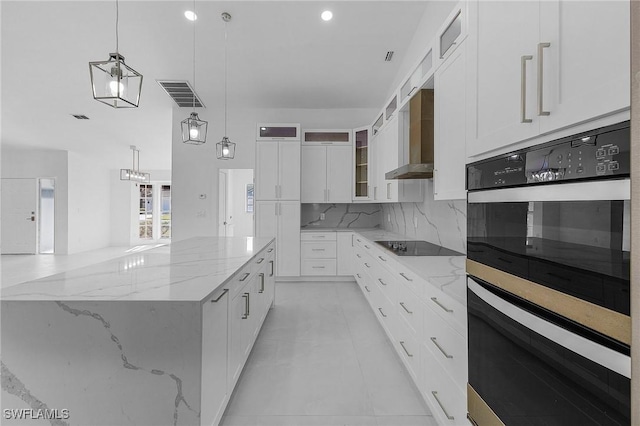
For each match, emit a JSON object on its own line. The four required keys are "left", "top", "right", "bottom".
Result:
{"left": 1, "top": 236, "right": 275, "bottom": 426}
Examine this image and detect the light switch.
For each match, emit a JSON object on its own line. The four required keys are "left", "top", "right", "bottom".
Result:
{"left": 320, "top": 213, "right": 326, "bottom": 220}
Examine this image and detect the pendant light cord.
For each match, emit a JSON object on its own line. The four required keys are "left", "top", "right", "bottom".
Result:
{"left": 192, "top": 0, "right": 196, "bottom": 112}
{"left": 224, "top": 18, "right": 228, "bottom": 136}
{"left": 115, "top": 0, "right": 119, "bottom": 54}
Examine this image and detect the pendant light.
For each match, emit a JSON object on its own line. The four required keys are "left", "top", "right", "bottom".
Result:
{"left": 89, "top": 0, "right": 143, "bottom": 108}
{"left": 217, "top": 12, "right": 236, "bottom": 160}
{"left": 181, "top": 0, "right": 208, "bottom": 144}
{"left": 120, "top": 146, "right": 150, "bottom": 183}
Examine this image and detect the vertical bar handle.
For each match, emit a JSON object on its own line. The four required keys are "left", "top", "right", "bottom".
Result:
{"left": 521, "top": 55, "right": 533, "bottom": 123}
{"left": 269, "top": 260, "right": 274, "bottom": 277}
{"left": 431, "top": 391, "right": 454, "bottom": 420}
{"left": 259, "top": 273, "right": 265, "bottom": 293}
{"left": 242, "top": 293, "right": 250, "bottom": 319}
{"left": 537, "top": 42, "right": 551, "bottom": 116}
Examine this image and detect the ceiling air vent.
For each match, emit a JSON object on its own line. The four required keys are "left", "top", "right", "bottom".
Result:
{"left": 71, "top": 114, "right": 89, "bottom": 120}
{"left": 384, "top": 51, "right": 394, "bottom": 62}
{"left": 157, "top": 80, "right": 205, "bottom": 108}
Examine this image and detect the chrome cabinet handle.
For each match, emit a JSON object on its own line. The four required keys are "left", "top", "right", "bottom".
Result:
{"left": 399, "top": 272, "right": 413, "bottom": 282}
{"left": 312, "top": 248, "right": 325, "bottom": 251}
{"left": 431, "top": 297, "right": 453, "bottom": 313}
{"left": 312, "top": 266, "right": 325, "bottom": 269}
{"left": 356, "top": 253, "right": 362, "bottom": 258}
{"left": 211, "top": 288, "right": 229, "bottom": 303}
{"left": 400, "top": 302, "right": 412, "bottom": 314}
{"left": 364, "top": 285, "right": 371, "bottom": 293}
{"left": 242, "top": 293, "right": 250, "bottom": 319}
{"left": 259, "top": 273, "right": 265, "bottom": 293}
{"left": 399, "top": 341, "right": 413, "bottom": 357}
{"left": 431, "top": 391, "right": 454, "bottom": 420}
{"left": 406, "top": 86, "right": 417, "bottom": 98}
{"left": 378, "top": 278, "right": 387, "bottom": 286}
{"left": 327, "top": 189, "right": 330, "bottom": 200}
{"left": 364, "top": 245, "right": 370, "bottom": 249}
{"left": 521, "top": 55, "right": 533, "bottom": 123}
{"left": 312, "top": 235, "right": 326, "bottom": 239}
{"left": 267, "top": 248, "right": 274, "bottom": 253}
{"left": 378, "top": 256, "right": 386, "bottom": 262}
{"left": 430, "top": 337, "right": 453, "bottom": 359}
{"left": 269, "top": 260, "right": 274, "bottom": 277}
{"left": 239, "top": 272, "right": 251, "bottom": 282}
{"left": 537, "top": 42, "right": 551, "bottom": 117}
{"left": 378, "top": 307, "right": 387, "bottom": 318}
{"left": 364, "top": 263, "right": 371, "bottom": 268}
{"left": 256, "top": 258, "right": 264, "bottom": 264}
{"left": 356, "top": 239, "right": 361, "bottom": 243}
{"left": 356, "top": 273, "right": 362, "bottom": 279}
{"left": 387, "top": 183, "right": 391, "bottom": 199}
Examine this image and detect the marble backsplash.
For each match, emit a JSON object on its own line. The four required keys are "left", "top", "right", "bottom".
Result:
{"left": 381, "top": 181, "right": 467, "bottom": 254}
{"left": 301, "top": 203, "right": 383, "bottom": 229}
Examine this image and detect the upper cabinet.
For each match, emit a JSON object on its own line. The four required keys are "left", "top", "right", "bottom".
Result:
{"left": 301, "top": 129, "right": 352, "bottom": 203}
{"left": 466, "top": 0, "right": 630, "bottom": 158}
{"left": 353, "top": 127, "right": 371, "bottom": 201}
{"left": 255, "top": 141, "right": 300, "bottom": 201}
{"left": 436, "top": 2, "right": 468, "bottom": 63}
{"left": 303, "top": 130, "right": 351, "bottom": 144}
{"left": 256, "top": 123, "right": 300, "bottom": 141}
{"left": 400, "top": 49, "right": 434, "bottom": 109}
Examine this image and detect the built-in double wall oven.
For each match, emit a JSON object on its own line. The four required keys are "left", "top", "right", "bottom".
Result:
{"left": 465, "top": 121, "right": 631, "bottom": 426}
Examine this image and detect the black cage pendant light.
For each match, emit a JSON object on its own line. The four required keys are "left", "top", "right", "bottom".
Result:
{"left": 217, "top": 12, "right": 236, "bottom": 159}
{"left": 181, "top": 0, "right": 208, "bottom": 144}
{"left": 89, "top": 0, "right": 143, "bottom": 108}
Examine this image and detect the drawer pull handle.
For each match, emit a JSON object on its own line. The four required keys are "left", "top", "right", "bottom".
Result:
{"left": 430, "top": 337, "right": 453, "bottom": 359}
{"left": 431, "top": 391, "right": 454, "bottom": 420}
{"left": 399, "top": 302, "right": 412, "bottom": 314}
{"left": 378, "top": 307, "right": 387, "bottom": 318}
{"left": 259, "top": 273, "right": 265, "bottom": 293}
{"left": 364, "top": 263, "right": 371, "bottom": 268}
{"left": 399, "top": 341, "right": 413, "bottom": 357}
{"left": 267, "top": 248, "right": 274, "bottom": 253}
{"left": 211, "top": 288, "right": 229, "bottom": 303}
{"left": 378, "top": 278, "right": 387, "bottom": 286}
{"left": 364, "top": 245, "right": 370, "bottom": 249}
{"left": 242, "top": 293, "right": 250, "bottom": 319}
{"left": 312, "top": 235, "right": 326, "bottom": 238}
{"left": 356, "top": 273, "right": 361, "bottom": 279}
{"left": 312, "top": 266, "right": 326, "bottom": 269}
{"left": 256, "top": 258, "right": 265, "bottom": 264}
{"left": 312, "top": 248, "right": 326, "bottom": 251}
{"left": 378, "top": 255, "right": 386, "bottom": 262}
{"left": 357, "top": 239, "right": 362, "bottom": 242}
{"left": 364, "top": 285, "right": 371, "bottom": 293}
{"left": 356, "top": 253, "right": 362, "bottom": 258}
{"left": 239, "top": 272, "right": 251, "bottom": 282}
{"left": 399, "top": 272, "right": 413, "bottom": 282}
{"left": 431, "top": 297, "right": 453, "bottom": 313}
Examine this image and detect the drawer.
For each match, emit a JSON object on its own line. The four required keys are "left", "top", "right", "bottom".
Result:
{"left": 391, "top": 263, "right": 425, "bottom": 299}
{"left": 423, "top": 301, "right": 467, "bottom": 393}
{"left": 394, "top": 316, "right": 421, "bottom": 383}
{"left": 373, "top": 287, "right": 396, "bottom": 340}
{"left": 421, "top": 344, "right": 467, "bottom": 426}
{"left": 423, "top": 285, "right": 467, "bottom": 337}
{"left": 370, "top": 261, "right": 398, "bottom": 306}
{"left": 396, "top": 283, "right": 423, "bottom": 337}
{"left": 228, "top": 266, "right": 254, "bottom": 299}
{"left": 301, "top": 241, "right": 337, "bottom": 259}
{"left": 301, "top": 232, "right": 336, "bottom": 241}
{"left": 301, "top": 259, "right": 337, "bottom": 276}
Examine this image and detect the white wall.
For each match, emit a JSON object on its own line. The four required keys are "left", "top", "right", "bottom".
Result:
{"left": 171, "top": 106, "right": 377, "bottom": 241}
{"left": 1, "top": 147, "right": 69, "bottom": 254}
{"left": 227, "top": 169, "right": 254, "bottom": 237}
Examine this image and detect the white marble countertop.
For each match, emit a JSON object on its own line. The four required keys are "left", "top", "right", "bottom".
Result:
{"left": 354, "top": 230, "right": 467, "bottom": 306}
{"left": 300, "top": 227, "right": 381, "bottom": 233}
{"left": 0, "top": 237, "right": 274, "bottom": 302}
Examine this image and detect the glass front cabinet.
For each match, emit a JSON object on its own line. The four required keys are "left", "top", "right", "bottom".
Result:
{"left": 353, "top": 126, "right": 370, "bottom": 201}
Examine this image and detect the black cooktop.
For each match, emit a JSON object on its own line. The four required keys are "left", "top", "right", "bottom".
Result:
{"left": 375, "top": 240, "right": 464, "bottom": 256}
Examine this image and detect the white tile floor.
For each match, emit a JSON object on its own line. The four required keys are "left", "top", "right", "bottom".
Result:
{"left": 221, "top": 281, "right": 437, "bottom": 426}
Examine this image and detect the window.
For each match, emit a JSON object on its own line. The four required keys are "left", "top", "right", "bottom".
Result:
{"left": 246, "top": 184, "right": 254, "bottom": 213}
{"left": 161, "top": 185, "right": 171, "bottom": 239}
{"left": 139, "top": 184, "right": 153, "bottom": 239}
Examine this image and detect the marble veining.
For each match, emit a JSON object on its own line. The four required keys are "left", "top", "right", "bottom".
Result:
{"left": 301, "top": 204, "right": 382, "bottom": 229}
{"left": 0, "top": 237, "right": 274, "bottom": 302}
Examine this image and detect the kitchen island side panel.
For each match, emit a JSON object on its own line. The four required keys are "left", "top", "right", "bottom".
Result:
{"left": 1, "top": 300, "right": 202, "bottom": 426}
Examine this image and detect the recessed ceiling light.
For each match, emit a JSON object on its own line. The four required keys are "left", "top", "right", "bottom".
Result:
{"left": 185, "top": 11, "right": 197, "bottom": 21}
{"left": 321, "top": 10, "right": 333, "bottom": 21}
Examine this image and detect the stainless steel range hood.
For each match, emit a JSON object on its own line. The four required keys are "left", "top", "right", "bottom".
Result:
{"left": 385, "top": 89, "right": 434, "bottom": 179}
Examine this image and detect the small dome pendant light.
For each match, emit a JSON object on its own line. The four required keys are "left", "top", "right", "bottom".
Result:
{"left": 181, "top": 0, "right": 208, "bottom": 144}
{"left": 89, "top": 0, "right": 143, "bottom": 108}
{"left": 217, "top": 12, "right": 236, "bottom": 160}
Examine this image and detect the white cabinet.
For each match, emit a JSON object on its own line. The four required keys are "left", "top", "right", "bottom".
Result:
{"left": 353, "top": 127, "right": 371, "bottom": 201}
{"left": 336, "top": 232, "right": 354, "bottom": 276}
{"left": 255, "top": 141, "right": 300, "bottom": 201}
{"left": 256, "top": 123, "right": 300, "bottom": 141}
{"left": 301, "top": 145, "right": 352, "bottom": 203}
{"left": 434, "top": 41, "right": 467, "bottom": 200}
{"left": 201, "top": 286, "right": 229, "bottom": 426}
{"left": 300, "top": 231, "right": 337, "bottom": 276}
{"left": 466, "top": 0, "right": 630, "bottom": 158}
{"left": 255, "top": 201, "right": 300, "bottom": 277}
{"left": 228, "top": 280, "right": 251, "bottom": 389}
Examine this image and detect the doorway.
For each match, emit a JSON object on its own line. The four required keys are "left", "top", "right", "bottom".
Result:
{"left": 218, "top": 169, "right": 254, "bottom": 237}
{"left": 38, "top": 178, "right": 55, "bottom": 253}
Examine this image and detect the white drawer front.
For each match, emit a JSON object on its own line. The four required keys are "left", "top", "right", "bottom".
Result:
{"left": 391, "top": 263, "right": 425, "bottom": 299}
{"left": 394, "top": 316, "right": 421, "bottom": 383}
{"left": 396, "top": 283, "right": 423, "bottom": 338}
{"left": 301, "top": 232, "right": 337, "bottom": 241}
{"left": 301, "top": 259, "right": 337, "bottom": 276}
{"left": 424, "top": 285, "right": 467, "bottom": 337}
{"left": 301, "top": 241, "right": 337, "bottom": 259}
{"left": 421, "top": 344, "right": 467, "bottom": 426}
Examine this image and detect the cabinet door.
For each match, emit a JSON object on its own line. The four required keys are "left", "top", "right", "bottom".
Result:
{"left": 255, "top": 201, "right": 277, "bottom": 239}
{"left": 370, "top": 132, "right": 380, "bottom": 201}
{"left": 278, "top": 142, "right": 301, "bottom": 200}
{"left": 382, "top": 117, "right": 401, "bottom": 202}
{"left": 201, "top": 287, "right": 229, "bottom": 426}
{"left": 353, "top": 127, "right": 371, "bottom": 201}
{"left": 327, "top": 146, "right": 353, "bottom": 203}
{"left": 375, "top": 124, "right": 387, "bottom": 201}
{"left": 255, "top": 142, "right": 278, "bottom": 200}
{"left": 538, "top": 0, "right": 630, "bottom": 134}
{"left": 277, "top": 201, "right": 301, "bottom": 277}
{"left": 301, "top": 146, "right": 327, "bottom": 203}
{"left": 228, "top": 286, "right": 250, "bottom": 390}
{"left": 434, "top": 42, "right": 467, "bottom": 200}
{"left": 336, "top": 232, "right": 354, "bottom": 276}
{"left": 466, "top": 1, "right": 540, "bottom": 158}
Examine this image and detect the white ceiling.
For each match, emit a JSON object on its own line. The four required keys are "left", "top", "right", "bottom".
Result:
{"left": 1, "top": 1, "right": 430, "bottom": 170}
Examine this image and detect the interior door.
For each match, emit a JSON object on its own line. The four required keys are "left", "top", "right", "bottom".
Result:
{"left": 1, "top": 178, "right": 38, "bottom": 254}
{"left": 218, "top": 171, "right": 229, "bottom": 236}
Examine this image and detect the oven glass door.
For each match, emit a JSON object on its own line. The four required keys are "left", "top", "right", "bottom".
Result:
{"left": 467, "top": 183, "right": 630, "bottom": 315}
{"left": 468, "top": 278, "right": 630, "bottom": 426}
